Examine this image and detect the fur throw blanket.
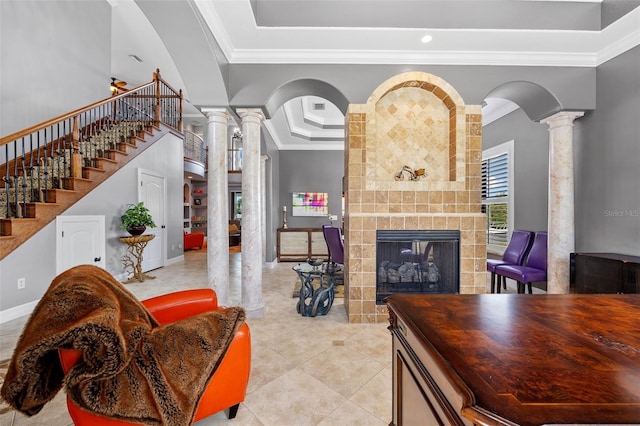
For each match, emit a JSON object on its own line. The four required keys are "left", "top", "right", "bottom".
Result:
{"left": 0, "top": 265, "right": 245, "bottom": 425}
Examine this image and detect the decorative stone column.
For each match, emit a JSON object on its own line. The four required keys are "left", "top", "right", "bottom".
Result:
{"left": 541, "top": 111, "right": 584, "bottom": 294}
{"left": 202, "top": 108, "right": 231, "bottom": 305}
{"left": 237, "top": 108, "right": 265, "bottom": 317}
{"left": 261, "top": 155, "right": 268, "bottom": 263}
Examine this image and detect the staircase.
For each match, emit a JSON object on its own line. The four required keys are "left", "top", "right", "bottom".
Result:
{"left": 0, "top": 69, "right": 182, "bottom": 260}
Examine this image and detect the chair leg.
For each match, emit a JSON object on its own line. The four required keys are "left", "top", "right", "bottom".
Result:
{"left": 226, "top": 404, "right": 240, "bottom": 419}
{"left": 517, "top": 281, "right": 523, "bottom": 294}
{"left": 527, "top": 282, "right": 533, "bottom": 294}
{"left": 491, "top": 272, "right": 496, "bottom": 293}
{"left": 499, "top": 276, "right": 507, "bottom": 293}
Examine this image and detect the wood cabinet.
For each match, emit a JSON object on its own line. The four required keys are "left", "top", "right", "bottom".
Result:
{"left": 386, "top": 293, "right": 640, "bottom": 425}
{"left": 277, "top": 228, "right": 328, "bottom": 262}
{"left": 574, "top": 252, "right": 640, "bottom": 294}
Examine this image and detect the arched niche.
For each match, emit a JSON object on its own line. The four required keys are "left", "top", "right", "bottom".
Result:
{"left": 183, "top": 183, "right": 190, "bottom": 204}
{"left": 347, "top": 71, "right": 482, "bottom": 193}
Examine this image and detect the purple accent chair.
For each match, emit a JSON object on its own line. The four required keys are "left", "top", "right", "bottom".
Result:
{"left": 322, "top": 224, "right": 344, "bottom": 265}
{"left": 322, "top": 224, "right": 345, "bottom": 285}
{"left": 495, "top": 232, "right": 548, "bottom": 294}
{"left": 487, "top": 230, "right": 534, "bottom": 293}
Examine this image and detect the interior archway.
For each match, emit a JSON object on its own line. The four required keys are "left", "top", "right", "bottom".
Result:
{"left": 483, "top": 81, "right": 562, "bottom": 122}
{"left": 263, "top": 78, "right": 349, "bottom": 119}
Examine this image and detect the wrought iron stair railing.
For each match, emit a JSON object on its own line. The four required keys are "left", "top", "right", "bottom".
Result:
{"left": 0, "top": 69, "right": 182, "bottom": 222}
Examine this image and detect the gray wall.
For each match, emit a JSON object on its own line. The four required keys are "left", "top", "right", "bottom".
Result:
{"left": 0, "top": 0, "right": 111, "bottom": 136}
{"left": 602, "top": 0, "right": 640, "bottom": 27}
{"left": 0, "top": 134, "right": 183, "bottom": 311}
{"left": 0, "top": 0, "right": 186, "bottom": 315}
{"left": 574, "top": 45, "right": 640, "bottom": 256}
{"left": 263, "top": 130, "right": 281, "bottom": 262}
{"left": 228, "top": 64, "right": 596, "bottom": 114}
{"left": 279, "top": 150, "right": 344, "bottom": 229}
{"left": 483, "top": 108, "right": 550, "bottom": 234}
{"left": 0, "top": 134, "right": 185, "bottom": 312}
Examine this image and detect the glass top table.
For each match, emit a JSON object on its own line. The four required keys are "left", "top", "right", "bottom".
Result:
{"left": 292, "top": 262, "right": 342, "bottom": 317}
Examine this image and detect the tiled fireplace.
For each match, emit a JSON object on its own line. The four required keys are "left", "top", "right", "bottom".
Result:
{"left": 376, "top": 230, "right": 460, "bottom": 303}
{"left": 343, "top": 72, "right": 487, "bottom": 323}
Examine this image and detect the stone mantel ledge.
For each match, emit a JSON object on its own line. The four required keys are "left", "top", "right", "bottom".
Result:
{"left": 348, "top": 213, "right": 485, "bottom": 217}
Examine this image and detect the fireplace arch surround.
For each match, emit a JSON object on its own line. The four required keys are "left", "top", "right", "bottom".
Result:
{"left": 344, "top": 71, "right": 487, "bottom": 323}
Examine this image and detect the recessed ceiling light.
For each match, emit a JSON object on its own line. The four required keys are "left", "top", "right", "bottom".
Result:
{"left": 129, "top": 54, "right": 143, "bottom": 63}
{"left": 421, "top": 35, "right": 433, "bottom": 44}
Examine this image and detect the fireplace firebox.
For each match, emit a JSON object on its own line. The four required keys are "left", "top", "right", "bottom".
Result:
{"left": 376, "top": 230, "right": 460, "bottom": 304}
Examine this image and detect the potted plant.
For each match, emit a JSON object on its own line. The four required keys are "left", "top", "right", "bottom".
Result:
{"left": 120, "top": 202, "right": 156, "bottom": 235}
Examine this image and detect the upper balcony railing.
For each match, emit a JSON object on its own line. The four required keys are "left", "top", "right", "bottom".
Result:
{"left": 184, "top": 130, "right": 206, "bottom": 165}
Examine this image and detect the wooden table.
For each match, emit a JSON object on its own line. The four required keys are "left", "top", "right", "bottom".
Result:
{"left": 119, "top": 234, "right": 155, "bottom": 283}
{"left": 386, "top": 294, "right": 640, "bottom": 425}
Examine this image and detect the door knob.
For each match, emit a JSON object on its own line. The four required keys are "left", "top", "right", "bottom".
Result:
{"left": 94, "top": 257, "right": 101, "bottom": 262}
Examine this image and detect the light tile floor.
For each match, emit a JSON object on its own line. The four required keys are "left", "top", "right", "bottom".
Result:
{"left": 1, "top": 251, "right": 544, "bottom": 426}
{"left": 0, "top": 251, "right": 393, "bottom": 426}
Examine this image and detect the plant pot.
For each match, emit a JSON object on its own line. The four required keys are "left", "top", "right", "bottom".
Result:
{"left": 127, "top": 225, "right": 146, "bottom": 236}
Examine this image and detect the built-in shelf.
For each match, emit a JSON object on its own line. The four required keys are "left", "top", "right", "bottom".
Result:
{"left": 191, "top": 181, "right": 207, "bottom": 235}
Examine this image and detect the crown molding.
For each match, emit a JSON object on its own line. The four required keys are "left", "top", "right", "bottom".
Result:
{"left": 301, "top": 97, "right": 344, "bottom": 129}
{"left": 229, "top": 49, "right": 599, "bottom": 66}
{"left": 195, "top": 1, "right": 236, "bottom": 62}
{"left": 482, "top": 100, "right": 521, "bottom": 126}
{"left": 596, "top": 7, "right": 640, "bottom": 65}
{"left": 198, "top": 2, "right": 640, "bottom": 67}
{"left": 283, "top": 102, "right": 345, "bottom": 141}
{"left": 264, "top": 117, "right": 345, "bottom": 151}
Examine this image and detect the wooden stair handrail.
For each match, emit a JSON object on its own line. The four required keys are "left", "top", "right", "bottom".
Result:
{"left": 0, "top": 69, "right": 182, "bottom": 147}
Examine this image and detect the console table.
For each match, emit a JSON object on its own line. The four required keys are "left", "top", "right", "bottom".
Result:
{"left": 574, "top": 252, "right": 640, "bottom": 293}
{"left": 119, "top": 234, "right": 155, "bottom": 284}
{"left": 386, "top": 293, "right": 640, "bottom": 425}
{"left": 277, "top": 227, "right": 328, "bottom": 262}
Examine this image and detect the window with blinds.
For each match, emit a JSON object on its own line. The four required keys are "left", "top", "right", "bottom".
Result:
{"left": 482, "top": 141, "right": 513, "bottom": 249}
{"left": 482, "top": 153, "right": 508, "bottom": 199}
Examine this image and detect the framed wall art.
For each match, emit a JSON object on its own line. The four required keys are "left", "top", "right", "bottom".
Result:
{"left": 292, "top": 192, "right": 328, "bottom": 216}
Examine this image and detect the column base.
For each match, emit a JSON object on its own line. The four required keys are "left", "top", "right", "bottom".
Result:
{"left": 244, "top": 304, "right": 265, "bottom": 318}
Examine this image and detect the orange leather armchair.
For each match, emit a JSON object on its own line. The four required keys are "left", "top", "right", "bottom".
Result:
{"left": 58, "top": 289, "right": 251, "bottom": 425}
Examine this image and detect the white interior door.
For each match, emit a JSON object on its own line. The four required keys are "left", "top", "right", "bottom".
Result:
{"left": 139, "top": 168, "right": 166, "bottom": 272}
{"left": 56, "top": 215, "right": 106, "bottom": 274}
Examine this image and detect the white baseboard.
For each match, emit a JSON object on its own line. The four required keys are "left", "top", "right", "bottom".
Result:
{"left": 0, "top": 299, "right": 39, "bottom": 324}
{"left": 166, "top": 255, "right": 184, "bottom": 266}
{"left": 264, "top": 259, "right": 278, "bottom": 269}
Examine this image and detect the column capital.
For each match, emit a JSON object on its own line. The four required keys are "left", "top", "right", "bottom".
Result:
{"left": 237, "top": 108, "right": 265, "bottom": 123}
{"left": 541, "top": 111, "right": 585, "bottom": 129}
{"left": 201, "top": 108, "right": 233, "bottom": 124}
